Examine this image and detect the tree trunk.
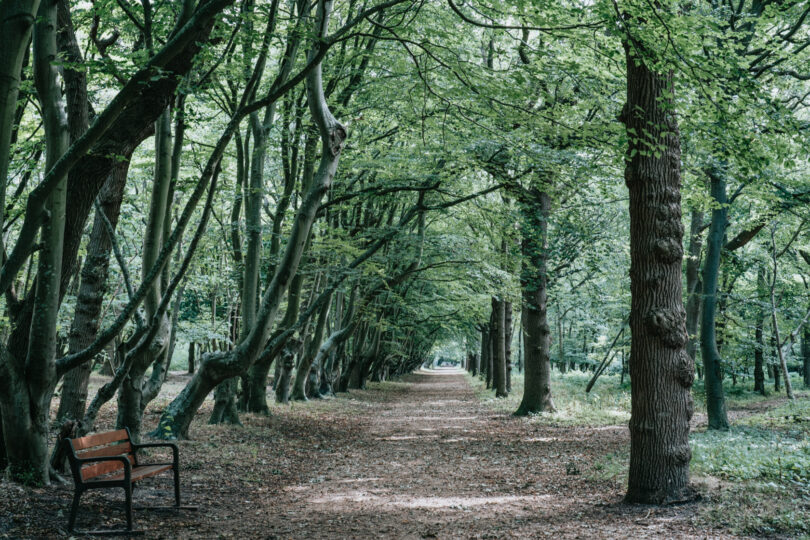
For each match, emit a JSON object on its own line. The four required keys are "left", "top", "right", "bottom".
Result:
{"left": 480, "top": 326, "right": 489, "bottom": 384}
{"left": 492, "top": 297, "right": 507, "bottom": 397}
{"left": 153, "top": 1, "right": 346, "bottom": 439}
{"left": 684, "top": 209, "right": 703, "bottom": 365}
{"left": 188, "top": 341, "right": 196, "bottom": 373}
{"left": 504, "top": 301, "right": 512, "bottom": 393}
{"left": 115, "top": 107, "right": 173, "bottom": 441}
{"left": 291, "top": 290, "right": 332, "bottom": 400}
{"left": 802, "top": 327, "right": 810, "bottom": 388}
{"left": 753, "top": 266, "right": 766, "bottom": 395}
{"left": 557, "top": 315, "right": 566, "bottom": 373}
{"left": 57, "top": 162, "right": 130, "bottom": 422}
{"left": 208, "top": 376, "right": 241, "bottom": 425}
{"left": 0, "top": 0, "right": 67, "bottom": 485}
{"left": 699, "top": 168, "right": 730, "bottom": 430}
{"left": 0, "top": 0, "right": 40, "bottom": 247}
{"left": 515, "top": 189, "right": 555, "bottom": 415}
{"left": 621, "top": 40, "right": 694, "bottom": 504}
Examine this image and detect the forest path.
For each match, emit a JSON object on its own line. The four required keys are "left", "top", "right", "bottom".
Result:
{"left": 255, "top": 368, "right": 734, "bottom": 539}
{"left": 2, "top": 370, "right": 741, "bottom": 538}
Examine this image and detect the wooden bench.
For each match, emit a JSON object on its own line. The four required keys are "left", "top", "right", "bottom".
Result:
{"left": 64, "top": 428, "right": 188, "bottom": 535}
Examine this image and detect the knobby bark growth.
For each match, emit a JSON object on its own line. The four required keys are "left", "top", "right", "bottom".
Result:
{"left": 621, "top": 30, "right": 694, "bottom": 504}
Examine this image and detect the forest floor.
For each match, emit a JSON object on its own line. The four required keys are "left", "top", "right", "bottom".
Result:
{"left": 1, "top": 368, "right": 806, "bottom": 539}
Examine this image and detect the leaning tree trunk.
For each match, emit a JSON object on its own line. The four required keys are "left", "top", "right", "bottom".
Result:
{"left": 0, "top": 0, "right": 68, "bottom": 485}
{"left": 621, "top": 37, "right": 694, "bottom": 504}
{"left": 57, "top": 162, "right": 130, "bottom": 422}
{"left": 0, "top": 0, "right": 40, "bottom": 245}
{"left": 699, "top": 168, "right": 730, "bottom": 430}
{"left": 153, "top": 0, "right": 346, "bottom": 440}
{"left": 291, "top": 289, "right": 333, "bottom": 400}
{"left": 515, "top": 189, "right": 555, "bottom": 415}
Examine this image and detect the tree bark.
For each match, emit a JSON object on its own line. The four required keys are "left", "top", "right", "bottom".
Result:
{"left": 115, "top": 108, "right": 173, "bottom": 441}
{"left": 57, "top": 162, "right": 130, "bottom": 422}
{"left": 480, "top": 325, "right": 490, "bottom": 385}
{"left": 754, "top": 266, "right": 766, "bottom": 395}
{"left": 515, "top": 189, "right": 554, "bottom": 415}
{"left": 0, "top": 0, "right": 40, "bottom": 251}
{"left": 492, "top": 297, "right": 507, "bottom": 397}
{"left": 684, "top": 209, "right": 703, "bottom": 365}
{"left": 621, "top": 39, "right": 694, "bottom": 504}
{"left": 699, "top": 168, "right": 730, "bottom": 430}
{"left": 0, "top": 0, "right": 67, "bottom": 485}
{"left": 504, "top": 301, "right": 512, "bottom": 393}
{"left": 291, "top": 289, "right": 332, "bottom": 400}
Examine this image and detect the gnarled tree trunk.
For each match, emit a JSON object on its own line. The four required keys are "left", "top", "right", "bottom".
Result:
{"left": 621, "top": 36, "right": 694, "bottom": 504}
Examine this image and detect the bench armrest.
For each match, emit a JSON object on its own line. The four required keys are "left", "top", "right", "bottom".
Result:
{"left": 132, "top": 442, "right": 179, "bottom": 466}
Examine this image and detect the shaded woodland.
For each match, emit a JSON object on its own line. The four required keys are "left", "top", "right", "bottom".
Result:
{"left": 0, "top": 0, "right": 809, "bottom": 536}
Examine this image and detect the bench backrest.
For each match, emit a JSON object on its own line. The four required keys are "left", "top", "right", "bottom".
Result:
{"left": 66, "top": 429, "right": 135, "bottom": 481}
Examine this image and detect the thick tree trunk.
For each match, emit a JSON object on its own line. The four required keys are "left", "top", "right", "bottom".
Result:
{"left": 699, "top": 169, "right": 730, "bottom": 430}
{"left": 515, "top": 189, "right": 554, "bottom": 415}
{"left": 209, "top": 377, "right": 241, "bottom": 425}
{"left": 0, "top": 0, "right": 67, "bottom": 485}
{"left": 57, "top": 162, "right": 130, "bottom": 422}
{"left": 622, "top": 44, "right": 694, "bottom": 504}
{"left": 0, "top": 0, "right": 40, "bottom": 245}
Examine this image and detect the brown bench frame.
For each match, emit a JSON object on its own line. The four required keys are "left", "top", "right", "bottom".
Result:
{"left": 64, "top": 427, "right": 187, "bottom": 535}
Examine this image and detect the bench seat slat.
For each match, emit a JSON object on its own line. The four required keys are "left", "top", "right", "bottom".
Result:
{"left": 81, "top": 455, "right": 135, "bottom": 481}
{"left": 101, "top": 464, "right": 173, "bottom": 484}
{"left": 71, "top": 429, "right": 129, "bottom": 450}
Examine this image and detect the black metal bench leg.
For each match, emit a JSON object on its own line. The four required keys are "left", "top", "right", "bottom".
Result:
{"left": 173, "top": 469, "right": 181, "bottom": 507}
{"left": 68, "top": 489, "right": 82, "bottom": 532}
{"left": 124, "top": 484, "right": 134, "bottom": 531}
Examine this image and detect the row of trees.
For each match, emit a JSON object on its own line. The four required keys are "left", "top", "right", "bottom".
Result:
{"left": 1, "top": 0, "right": 809, "bottom": 507}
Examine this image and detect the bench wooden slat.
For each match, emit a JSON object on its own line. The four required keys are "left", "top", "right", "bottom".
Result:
{"left": 71, "top": 429, "right": 129, "bottom": 450}
{"left": 78, "top": 442, "right": 132, "bottom": 459}
{"left": 105, "top": 464, "right": 173, "bottom": 483}
{"left": 81, "top": 455, "right": 135, "bottom": 481}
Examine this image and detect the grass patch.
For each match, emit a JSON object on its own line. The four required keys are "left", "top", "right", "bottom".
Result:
{"left": 466, "top": 370, "right": 631, "bottom": 426}
{"left": 737, "top": 396, "right": 810, "bottom": 435}
{"left": 588, "top": 426, "right": 810, "bottom": 537}
{"left": 691, "top": 427, "right": 810, "bottom": 484}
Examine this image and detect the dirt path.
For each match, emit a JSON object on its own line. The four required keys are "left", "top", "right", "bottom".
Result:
{"left": 254, "top": 369, "right": 733, "bottom": 539}
{"left": 1, "top": 369, "right": 741, "bottom": 538}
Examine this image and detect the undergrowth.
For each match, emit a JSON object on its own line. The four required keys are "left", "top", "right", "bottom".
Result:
{"left": 466, "top": 370, "right": 631, "bottom": 426}
{"left": 467, "top": 367, "right": 810, "bottom": 537}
